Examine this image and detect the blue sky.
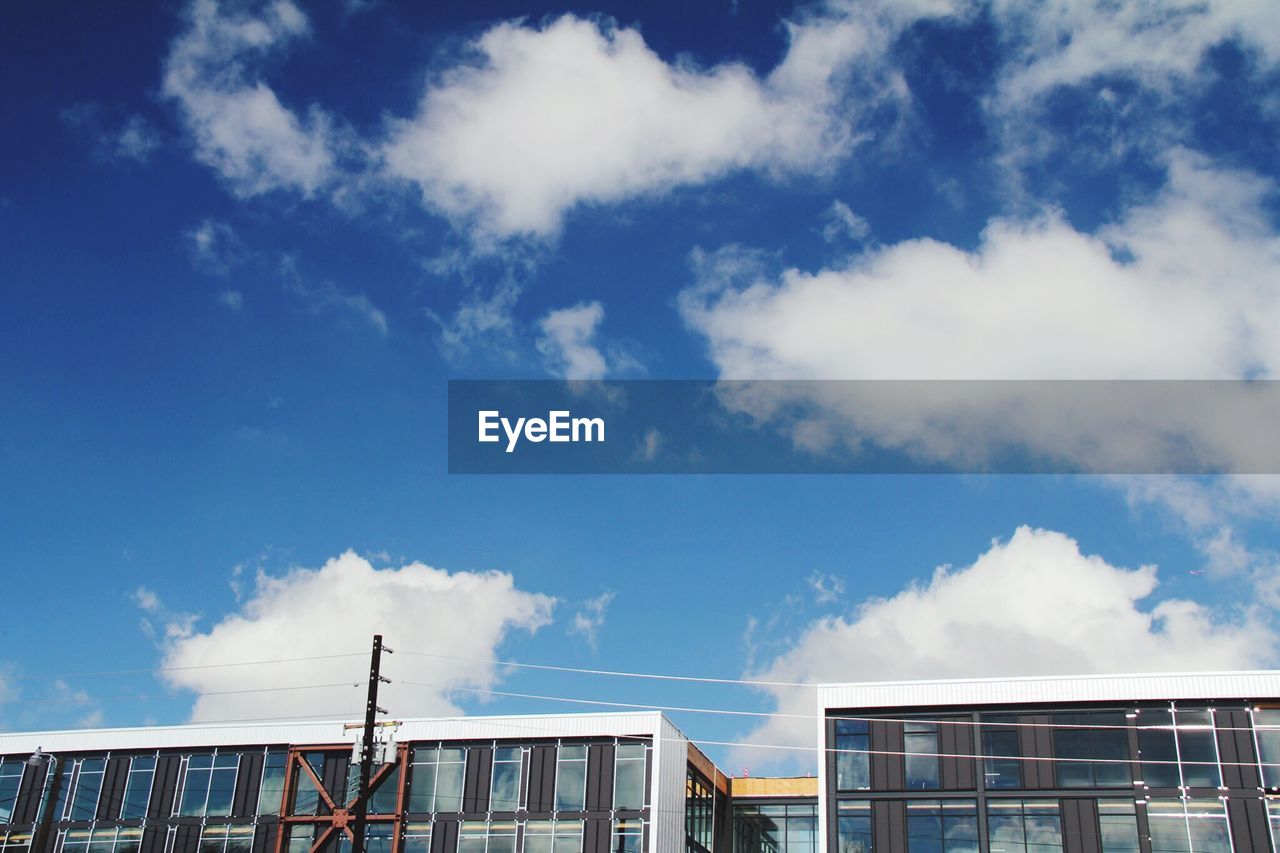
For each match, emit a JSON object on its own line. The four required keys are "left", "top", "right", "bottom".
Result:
{"left": 3, "top": 0, "right": 1280, "bottom": 771}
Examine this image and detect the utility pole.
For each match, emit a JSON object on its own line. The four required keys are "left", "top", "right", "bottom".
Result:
{"left": 351, "top": 634, "right": 391, "bottom": 853}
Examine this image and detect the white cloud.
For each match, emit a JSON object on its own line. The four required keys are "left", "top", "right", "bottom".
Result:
{"left": 187, "top": 219, "right": 242, "bottom": 275}
{"left": 62, "top": 104, "right": 161, "bottom": 164}
{"left": 159, "top": 550, "right": 555, "bottom": 722}
{"left": 568, "top": 591, "right": 615, "bottom": 649}
{"left": 807, "top": 571, "right": 845, "bottom": 605}
{"left": 536, "top": 301, "right": 610, "bottom": 380}
{"left": 279, "top": 255, "right": 389, "bottom": 335}
{"left": 49, "top": 680, "right": 104, "bottom": 730}
{"left": 679, "top": 153, "right": 1280, "bottom": 472}
{"left": 133, "top": 586, "right": 161, "bottom": 613}
{"left": 163, "top": 0, "right": 337, "bottom": 197}
{"left": 217, "top": 289, "right": 244, "bottom": 311}
{"left": 821, "top": 200, "right": 870, "bottom": 244}
{"left": 380, "top": 11, "right": 883, "bottom": 241}
{"left": 740, "top": 526, "right": 1277, "bottom": 766}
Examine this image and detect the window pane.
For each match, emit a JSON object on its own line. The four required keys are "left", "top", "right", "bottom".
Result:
{"left": 258, "top": 753, "right": 286, "bottom": 816}
{"left": 0, "top": 763, "right": 25, "bottom": 825}
{"left": 1138, "top": 710, "right": 1180, "bottom": 788}
{"left": 614, "top": 749, "right": 645, "bottom": 811}
{"left": 555, "top": 748, "right": 586, "bottom": 812}
{"left": 982, "top": 717, "right": 1022, "bottom": 789}
{"left": 905, "top": 725, "right": 940, "bottom": 790}
{"left": 408, "top": 761, "right": 437, "bottom": 814}
{"left": 835, "top": 721, "right": 871, "bottom": 791}
{"left": 491, "top": 752, "right": 521, "bottom": 811}
{"left": 1147, "top": 800, "right": 1191, "bottom": 853}
{"left": 120, "top": 756, "right": 155, "bottom": 820}
{"left": 837, "top": 802, "right": 873, "bottom": 853}
{"left": 436, "top": 758, "right": 464, "bottom": 812}
{"left": 70, "top": 760, "right": 105, "bottom": 821}
{"left": 1175, "top": 711, "right": 1220, "bottom": 788}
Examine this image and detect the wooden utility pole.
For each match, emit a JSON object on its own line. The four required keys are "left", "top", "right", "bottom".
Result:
{"left": 351, "top": 634, "right": 391, "bottom": 853}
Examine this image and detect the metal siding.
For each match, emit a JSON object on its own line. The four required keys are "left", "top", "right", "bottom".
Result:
{"left": 0, "top": 712, "right": 667, "bottom": 757}
{"left": 1227, "top": 797, "right": 1271, "bottom": 853}
{"left": 97, "top": 756, "right": 129, "bottom": 821}
{"left": 1218, "top": 709, "right": 1261, "bottom": 790}
{"left": 586, "top": 743, "right": 614, "bottom": 812}
{"left": 654, "top": 717, "right": 688, "bottom": 853}
{"left": 172, "top": 823, "right": 200, "bottom": 853}
{"left": 463, "top": 746, "right": 492, "bottom": 815}
{"left": 528, "top": 746, "right": 555, "bottom": 812}
{"left": 430, "top": 820, "right": 458, "bottom": 853}
{"left": 14, "top": 762, "right": 45, "bottom": 824}
{"left": 149, "top": 755, "right": 181, "bottom": 819}
{"left": 253, "top": 823, "right": 277, "bottom": 853}
{"left": 140, "top": 826, "right": 167, "bottom": 853}
{"left": 234, "top": 751, "right": 263, "bottom": 817}
{"left": 322, "top": 754, "right": 347, "bottom": 812}
{"left": 819, "top": 672, "right": 1280, "bottom": 712}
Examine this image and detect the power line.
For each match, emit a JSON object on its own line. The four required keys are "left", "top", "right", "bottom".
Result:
{"left": 5, "top": 653, "right": 367, "bottom": 683}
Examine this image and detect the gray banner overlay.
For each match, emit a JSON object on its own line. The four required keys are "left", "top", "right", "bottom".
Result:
{"left": 447, "top": 380, "right": 1280, "bottom": 474}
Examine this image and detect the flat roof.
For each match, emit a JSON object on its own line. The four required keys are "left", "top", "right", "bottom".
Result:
{"left": 0, "top": 711, "right": 676, "bottom": 756}
{"left": 818, "top": 670, "right": 1280, "bottom": 711}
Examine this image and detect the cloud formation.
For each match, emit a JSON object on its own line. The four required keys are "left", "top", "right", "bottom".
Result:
{"left": 157, "top": 551, "right": 555, "bottom": 722}
{"left": 163, "top": 0, "right": 337, "bottom": 197}
{"left": 740, "top": 526, "right": 1276, "bottom": 765}
{"left": 381, "top": 12, "right": 870, "bottom": 240}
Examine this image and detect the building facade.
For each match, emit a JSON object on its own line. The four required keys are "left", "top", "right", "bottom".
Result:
{"left": 818, "top": 672, "right": 1280, "bottom": 853}
{"left": 3, "top": 672, "right": 1278, "bottom": 853}
{"left": 0, "top": 712, "right": 697, "bottom": 853}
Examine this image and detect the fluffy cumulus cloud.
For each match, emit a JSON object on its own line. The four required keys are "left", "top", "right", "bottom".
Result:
{"left": 536, "top": 301, "right": 610, "bottom": 380}
{"left": 163, "top": 0, "right": 337, "bottom": 197}
{"left": 380, "top": 10, "right": 884, "bottom": 240}
{"left": 680, "top": 152, "right": 1280, "bottom": 472}
{"left": 157, "top": 551, "right": 555, "bottom": 722}
{"left": 740, "top": 526, "right": 1277, "bottom": 764}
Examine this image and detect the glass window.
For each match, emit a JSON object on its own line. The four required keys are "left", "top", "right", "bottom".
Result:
{"left": 614, "top": 743, "right": 646, "bottom": 811}
{"left": 346, "top": 762, "right": 400, "bottom": 815}
{"left": 335, "top": 824, "right": 394, "bottom": 853}
{"left": 198, "top": 825, "right": 254, "bottom": 853}
{"left": 835, "top": 720, "right": 870, "bottom": 791}
{"left": 555, "top": 746, "right": 588, "bottom": 813}
{"left": 905, "top": 722, "right": 940, "bottom": 790}
{"left": 1052, "top": 713, "right": 1130, "bottom": 788}
{"left": 1173, "top": 710, "right": 1220, "bottom": 788}
{"left": 982, "top": 716, "right": 1022, "bottom": 789}
{"left": 257, "top": 752, "right": 286, "bottom": 816}
{"left": 686, "top": 770, "right": 713, "bottom": 851}
{"left": 987, "top": 800, "right": 1063, "bottom": 853}
{"left": 68, "top": 827, "right": 142, "bottom": 853}
{"left": 178, "top": 753, "right": 239, "bottom": 818}
{"left": 120, "top": 755, "right": 156, "bottom": 820}
{"left": 836, "top": 801, "right": 872, "bottom": 853}
{"left": 906, "top": 801, "right": 978, "bottom": 853}
{"left": 611, "top": 819, "right": 643, "bottom": 853}
{"left": 402, "top": 822, "right": 432, "bottom": 853}
{"left": 1254, "top": 708, "right": 1280, "bottom": 788}
{"left": 1097, "top": 801, "right": 1140, "bottom": 853}
{"left": 59, "top": 758, "right": 105, "bottom": 821}
{"left": 491, "top": 747, "right": 523, "bottom": 812}
{"left": 1138, "top": 710, "right": 1181, "bottom": 788}
{"left": 1147, "top": 798, "right": 1231, "bottom": 853}
{"left": 524, "top": 819, "right": 584, "bottom": 853}
{"left": 409, "top": 747, "right": 465, "bottom": 813}
{"left": 457, "top": 821, "right": 516, "bottom": 853}
{"left": 290, "top": 753, "right": 327, "bottom": 816}
{"left": 0, "top": 761, "right": 24, "bottom": 824}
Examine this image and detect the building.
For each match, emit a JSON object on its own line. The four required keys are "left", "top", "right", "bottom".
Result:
{"left": 818, "top": 671, "right": 1280, "bottom": 853}
{"left": 2, "top": 671, "right": 1278, "bottom": 853}
{"left": 0, "top": 712, "right": 700, "bottom": 853}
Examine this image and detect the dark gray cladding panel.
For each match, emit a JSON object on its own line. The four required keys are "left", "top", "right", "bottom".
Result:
{"left": 872, "top": 800, "right": 907, "bottom": 853}
{"left": 463, "top": 747, "right": 493, "bottom": 814}
{"left": 430, "top": 820, "right": 458, "bottom": 853}
{"left": 149, "top": 755, "right": 182, "bottom": 820}
{"left": 585, "top": 744, "right": 614, "bottom": 812}
{"left": 1227, "top": 797, "right": 1272, "bottom": 853}
{"left": 252, "top": 823, "right": 277, "bottom": 853}
{"left": 171, "top": 823, "right": 200, "bottom": 853}
{"left": 871, "top": 721, "right": 904, "bottom": 790}
{"left": 1018, "top": 715, "right": 1054, "bottom": 788}
{"left": 584, "top": 817, "right": 610, "bottom": 853}
{"left": 14, "top": 761, "right": 47, "bottom": 824}
{"left": 938, "top": 720, "right": 976, "bottom": 790}
{"left": 1217, "top": 709, "right": 1261, "bottom": 790}
{"left": 527, "top": 746, "right": 557, "bottom": 813}
{"left": 97, "top": 756, "right": 130, "bottom": 821}
{"left": 140, "top": 825, "right": 167, "bottom": 853}
{"left": 234, "top": 752, "right": 263, "bottom": 817}
{"left": 1061, "top": 799, "right": 1100, "bottom": 853}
